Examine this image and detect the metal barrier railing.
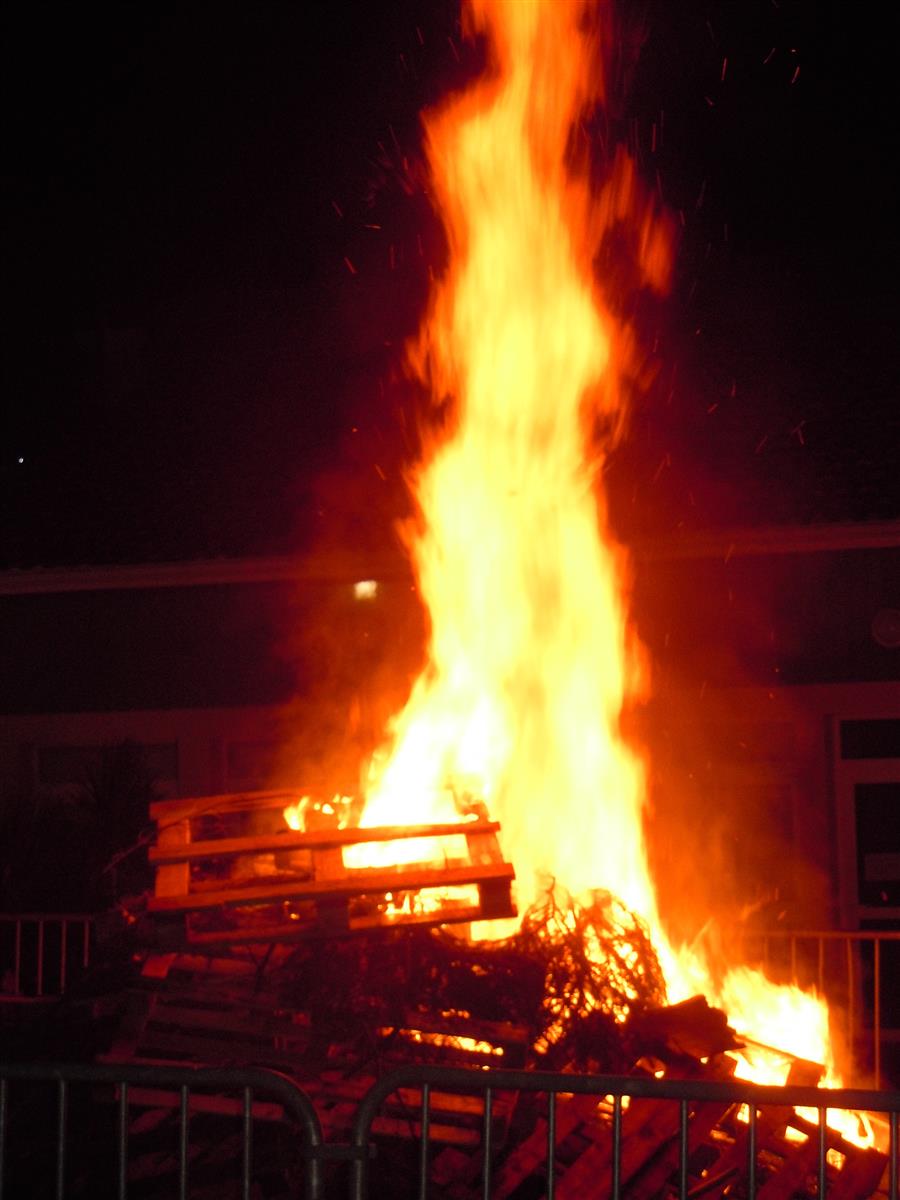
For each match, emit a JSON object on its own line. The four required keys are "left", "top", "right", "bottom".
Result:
{"left": 2, "top": 1060, "right": 898, "bottom": 1198}
{"left": 0, "top": 914, "right": 93, "bottom": 999}
{"left": 0, "top": 1061, "right": 327, "bottom": 1199}
{"left": 349, "top": 1064, "right": 900, "bottom": 1200}
{"left": 738, "top": 929, "right": 900, "bottom": 1089}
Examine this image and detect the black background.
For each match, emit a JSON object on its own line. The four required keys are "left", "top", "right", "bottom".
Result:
{"left": 4, "top": 0, "right": 899, "bottom": 569}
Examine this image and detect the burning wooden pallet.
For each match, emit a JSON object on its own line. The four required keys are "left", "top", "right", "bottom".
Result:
{"left": 102, "top": 949, "right": 526, "bottom": 1152}
{"left": 428, "top": 1003, "right": 892, "bottom": 1200}
{"left": 100, "top": 950, "right": 890, "bottom": 1198}
{"left": 147, "top": 789, "right": 516, "bottom": 943}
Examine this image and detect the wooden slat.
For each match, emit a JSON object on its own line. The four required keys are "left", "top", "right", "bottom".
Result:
{"left": 625, "top": 1056, "right": 737, "bottom": 1200}
{"left": 153, "top": 819, "right": 191, "bottom": 899}
{"left": 493, "top": 1094, "right": 603, "bottom": 1199}
{"left": 397, "top": 1007, "right": 530, "bottom": 1048}
{"left": 148, "top": 858, "right": 514, "bottom": 913}
{"left": 149, "top": 789, "right": 298, "bottom": 822}
{"left": 827, "top": 1146, "right": 889, "bottom": 1199}
{"left": 149, "top": 820, "right": 501, "bottom": 864}
{"left": 369, "top": 1115, "right": 479, "bottom": 1147}
{"left": 184, "top": 900, "right": 502, "bottom": 944}
{"left": 755, "top": 1137, "right": 821, "bottom": 1200}
{"left": 464, "top": 830, "right": 504, "bottom": 865}
{"left": 144, "top": 1002, "right": 307, "bottom": 1042}
{"left": 120, "top": 1085, "right": 285, "bottom": 1123}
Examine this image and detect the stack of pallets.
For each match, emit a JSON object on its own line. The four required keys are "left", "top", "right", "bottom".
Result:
{"left": 147, "top": 789, "right": 516, "bottom": 944}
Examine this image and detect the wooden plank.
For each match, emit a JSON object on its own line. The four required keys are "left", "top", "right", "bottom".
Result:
{"left": 148, "top": 859, "right": 514, "bottom": 913}
{"left": 306, "top": 1074, "right": 512, "bottom": 1120}
{"left": 149, "top": 789, "right": 299, "bottom": 822}
{"left": 477, "top": 876, "right": 516, "bottom": 919}
{"left": 162, "top": 953, "right": 260, "bottom": 978}
{"left": 149, "top": 820, "right": 502, "bottom": 864}
{"left": 121, "top": 1028, "right": 313, "bottom": 1071}
{"left": 625, "top": 1056, "right": 738, "bottom": 1200}
{"left": 144, "top": 1002, "right": 307, "bottom": 1042}
{"left": 370, "top": 1114, "right": 479, "bottom": 1147}
{"left": 398, "top": 1008, "right": 530, "bottom": 1048}
{"left": 464, "top": 830, "right": 504, "bottom": 865}
{"left": 552, "top": 1095, "right": 678, "bottom": 1200}
{"left": 153, "top": 818, "right": 191, "bottom": 899}
{"left": 552, "top": 1059, "right": 735, "bottom": 1200}
{"left": 119, "top": 1085, "right": 286, "bottom": 1123}
{"left": 140, "top": 953, "right": 178, "bottom": 980}
{"left": 492, "top": 1094, "right": 604, "bottom": 1199}
{"left": 755, "top": 1136, "right": 820, "bottom": 1200}
{"left": 828, "top": 1146, "right": 889, "bottom": 1199}
{"left": 701, "top": 1103, "right": 795, "bottom": 1193}
{"left": 183, "top": 899, "right": 504, "bottom": 944}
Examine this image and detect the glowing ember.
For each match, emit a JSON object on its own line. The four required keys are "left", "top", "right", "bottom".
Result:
{"left": 296, "top": 0, "right": 874, "bottom": 1145}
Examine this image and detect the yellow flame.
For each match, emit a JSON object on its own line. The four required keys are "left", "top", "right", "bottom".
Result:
{"left": 330, "top": 0, "right": 871, "bottom": 1143}
{"left": 359, "top": 0, "right": 669, "bottom": 940}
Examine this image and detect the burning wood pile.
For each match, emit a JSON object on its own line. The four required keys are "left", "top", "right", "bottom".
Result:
{"left": 97, "top": 0, "right": 897, "bottom": 1193}
{"left": 96, "top": 786, "right": 891, "bottom": 1198}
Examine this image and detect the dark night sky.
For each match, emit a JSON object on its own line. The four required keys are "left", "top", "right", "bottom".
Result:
{"left": 3, "top": 0, "right": 899, "bottom": 571}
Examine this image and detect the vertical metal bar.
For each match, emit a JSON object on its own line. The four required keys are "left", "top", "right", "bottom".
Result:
{"left": 418, "top": 1082, "right": 430, "bottom": 1200}
{"left": 481, "top": 1088, "right": 493, "bottom": 1200}
{"left": 118, "top": 1081, "right": 129, "bottom": 1200}
{"left": 60, "top": 920, "right": 68, "bottom": 994}
{"left": 874, "top": 936, "right": 882, "bottom": 1088}
{"left": 888, "top": 1108, "right": 898, "bottom": 1200}
{"left": 678, "top": 1099, "right": 689, "bottom": 1199}
{"left": 82, "top": 918, "right": 91, "bottom": 970}
{"left": 747, "top": 1105, "right": 757, "bottom": 1200}
{"left": 817, "top": 1107, "right": 827, "bottom": 1199}
{"left": 611, "top": 1093, "right": 623, "bottom": 1200}
{"left": 546, "top": 1092, "right": 556, "bottom": 1200}
{"left": 37, "top": 920, "right": 45, "bottom": 998}
{"left": 846, "top": 938, "right": 855, "bottom": 1064}
{"left": 13, "top": 921, "right": 22, "bottom": 996}
{"left": 242, "top": 1088, "right": 253, "bottom": 1200}
{"left": 179, "top": 1085, "right": 189, "bottom": 1200}
{"left": 0, "top": 1077, "right": 7, "bottom": 1200}
{"left": 56, "top": 1080, "right": 67, "bottom": 1200}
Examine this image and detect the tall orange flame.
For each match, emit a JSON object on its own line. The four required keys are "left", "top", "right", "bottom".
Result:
{"left": 348, "top": 0, "right": 869, "bottom": 1139}
{"left": 359, "top": 0, "right": 669, "bottom": 926}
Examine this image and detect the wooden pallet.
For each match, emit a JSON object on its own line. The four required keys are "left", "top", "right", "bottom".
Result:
{"left": 453, "top": 1000, "right": 891, "bottom": 1200}
{"left": 147, "top": 789, "right": 516, "bottom": 942}
{"left": 100, "top": 956, "right": 890, "bottom": 1198}
{"left": 102, "top": 950, "right": 528, "bottom": 1149}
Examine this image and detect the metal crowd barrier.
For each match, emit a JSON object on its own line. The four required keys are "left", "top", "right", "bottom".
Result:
{"left": 0, "top": 914, "right": 93, "bottom": 999}
{"left": 0, "top": 1062, "right": 327, "bottom": 1199}
{"left": 2, "top": 1061, "right": 898, "bottom": 1198}
{"left": 738, "top": 929, "right": 900, "bottom": 1089}
{"left": 349, "top": 1064, "right": 900, "bottom": 1200}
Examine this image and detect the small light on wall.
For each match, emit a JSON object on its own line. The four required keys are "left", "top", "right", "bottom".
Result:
{"left": 871, "top": 608, "right": 900, "bottom": 648}
{"left": 354, "top": 579, "right": 378, "bottom": 601}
